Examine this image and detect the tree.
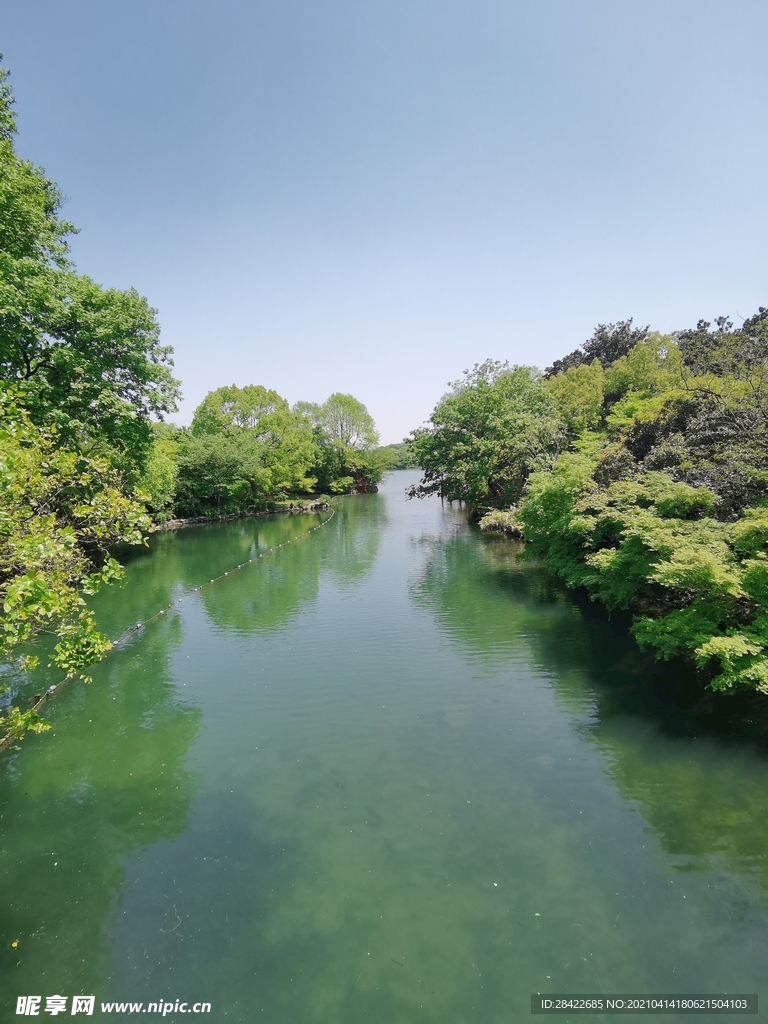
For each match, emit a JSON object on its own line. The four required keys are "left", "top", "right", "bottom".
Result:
{"left": 595, "top": 323, "right": 768, "bottom": 516}
{"left": 545, "top": 319, "right": 649, "bottom": 378}
{"left": 603, "top": 332, "right": 681, "bottom": 399}
{"left": 178, "top": 385, "right": 318, "bottom": 513}
{"left": 513, "top": 459, "right": 768, "bottom": 694}
{"left": 316, "top": 394, "right": 381, "bottom": 492}
{"left": 21, "top": 276, "right": 180, "bottom": 477}
{"left": 0, "top": 394, "right": 149, "bottom": 741}
{"left": 0, "top": 58, "right": 179, "bottom": 477}
{"left": 377, "top": 442, "right": 418, "bottom": 469}
{"left": 173, "top": 431, "right": 268, "bottom": 516}
{"left": 408, "top": 360, "right": 565, "bottom": 511}
{"left": 0, "top": 57, "right": 176, "bottom": 740}
{"left": 292, "top": 393, "right": 383, "bottom": 494}
{"left": 318, "top": 393, "right": 379, "bottom": 454}
{"left": 191, "top": 384, "right": 289, "bottom": 434}
{"left": 676, "top": 310, "right": 768, "bottom": 378}
{"left": 480, "top": 306, "right": 768, "bottom": 695}
{"left": 292, "top": 400, "right": 322, "bottom": 425}
{"left": 137, "top": 424, "right": 179, "bottom": 521}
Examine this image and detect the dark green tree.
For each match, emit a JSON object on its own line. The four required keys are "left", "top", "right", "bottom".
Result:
{"left": 545, "top": 319, "right": 649, "bottom": 378}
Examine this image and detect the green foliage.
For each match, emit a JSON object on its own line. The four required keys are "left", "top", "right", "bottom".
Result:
{"left": 191, "top": 384, "right": 288, "bottom": 435}
{"left": 545, "top": 359, "right": 604, "bottom": 433}
{"left": 545, "top": 319, "right": 649, "bottom": 378}
{"left": 171, "top": 385, "right": 384, "bottom": 515}
{"left": 309, "top": 438, "right": 384, "bottom": 495}
{"left": 603, "top": 332, "right": 682, "bottom": 399}
{"left": 408, "top": 360, "right": 565, "bottom": 512}
{"left": 477, "top": 507, "right": 523, "bottom": 536}
{"left": 318, "top": 392, "right": 379, "bottom": 452}
{"left": 475, "top": 308, "right": 768, "bottom": 695}
{"left": 0, "top": 58, "right": 173, "bottom": 740}
{"left": 174, "top": 432, "right": 280, "bottom": 517}
{"left": 307, "top": 393, "right": 383, "bottom": 493}
{"left": 21, "top": 276, "right": 179, "bottom": 477}
{"left": 137, "top": 426, "right": 179, "bottom": 521}
{"left": 0, "top": 392, "right": 150, "bottom": 740}
{"left": 677, "top": 309, "right": 768, "bottom": 379}
{"left": 509, "top": 453, "right": 599, "bottom": 585}
{"left": 377, "top": 442, "right": 418, "bottom": 470}
{"left": 175, "top": 384, "right": 322, "bottom": 515}
{"left": 350, "top": 444, "right": 390, "bottom": 491}
{"left": 0, "top": 58, "right": 17, "bottom": 140}
{"left": 512, "top": 462, "right": 768, "bottom": 691}
{"left": 294, "top": 392, "right": 383, "bottom": 495}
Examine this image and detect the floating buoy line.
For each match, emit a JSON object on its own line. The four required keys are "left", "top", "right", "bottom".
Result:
{"left": 0, "top": 506, "right": 336, "bottom": 753}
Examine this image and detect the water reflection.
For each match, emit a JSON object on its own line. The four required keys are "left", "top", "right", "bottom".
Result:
{"left": 199, "top": 496, "right": 384, "bottom": 635}
{"left": 319, "top": 492, "right": 386, "bottom": 588}
{"left": 200, "top": 538, "right": 320, "bottom": 635}
{"left": 98, "top": 514, "right": 328, "bottom": 640}
{"left": 4, "top": 477, "right": 768, "bottom": 1022}
{"left": 410, "top": 527, "right": 585, "bottom": 673}
{"left": 0, "top": 613, "right": 200, "bottom": 1018}
{"left": 593, "top": 722, "right": 768, "bottom": 897}
{"left": 414, "top": 524, "right": 768, "bottom": 901}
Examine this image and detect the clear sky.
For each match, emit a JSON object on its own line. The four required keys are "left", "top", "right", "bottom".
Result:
{"left": 1, "top": 0, "right": 766, "bottom": 443}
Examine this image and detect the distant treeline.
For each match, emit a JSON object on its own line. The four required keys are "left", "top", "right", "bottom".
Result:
{"left": 377, "top": 442, "right": 419, "bottom": 470}
{"left": 140, "top": 385, "right": 389, "bottom": 521}
{"left": 408, "top": 314, "right": 768, "bottom": 697}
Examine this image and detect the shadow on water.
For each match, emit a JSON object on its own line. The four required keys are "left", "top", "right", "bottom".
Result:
{"left": 413, "top": 524, "right": 768, "bottom": 901}
{"left": 0, "top": 612, "right": 200, "bottom": 1018}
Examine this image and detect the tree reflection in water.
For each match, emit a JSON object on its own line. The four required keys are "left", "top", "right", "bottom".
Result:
{"left": 413, "top": 525, "right": 768, "bottom": 901}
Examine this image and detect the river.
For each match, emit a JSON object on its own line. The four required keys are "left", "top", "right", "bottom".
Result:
{"left": 1, "top": 470, "right": 766, "bottom": 1021}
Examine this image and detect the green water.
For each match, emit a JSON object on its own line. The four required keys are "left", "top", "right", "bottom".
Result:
{"left": 2, "top": 470, "right": 767, "bottom": 1022}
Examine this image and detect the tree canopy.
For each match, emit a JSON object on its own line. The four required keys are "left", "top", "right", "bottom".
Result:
{"left": 191, "top": 384, "right": 289, "bottom": 434}
{"left": 156, "top": 385, "right": 385, "bottom": 516}
{"left": 408, "top": 360, "right": 565, "bottom": 510}
{"left": 0, "top": 57, "right": 172, "bottom": 737}
{"left": 544, "top": 319, "right": 650, "bottom": 378}
{"left": 477, "top": 308, "right": 768, "bottom": 696}
{"left": 317, "top": 392, "right": 379, "bottom": 453}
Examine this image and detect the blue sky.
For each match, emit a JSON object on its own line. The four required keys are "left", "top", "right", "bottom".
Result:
{"left": 2, "top": 0, "right": 766, "bottom": 442}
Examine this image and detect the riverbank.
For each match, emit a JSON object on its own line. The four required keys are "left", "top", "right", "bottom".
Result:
{"left": 152, "top": 498, "right": 332, "bottom": 531}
